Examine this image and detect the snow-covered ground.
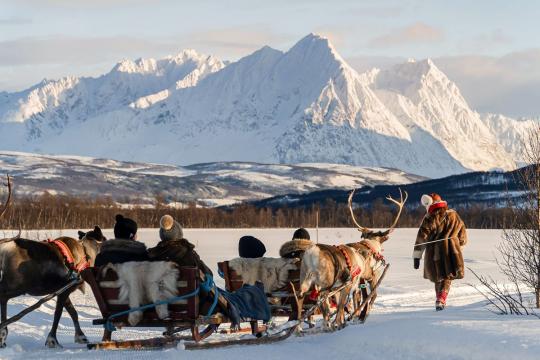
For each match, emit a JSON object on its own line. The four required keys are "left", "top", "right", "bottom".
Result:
{"left": 1, "top": 228, "right": 539, "bottom": 360}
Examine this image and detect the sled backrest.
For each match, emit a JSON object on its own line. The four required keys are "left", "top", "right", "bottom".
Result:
{"left": 82, "top": 266, "right": 200, "bottom": 322}
{"left": 217, "top": 260, "right": 315, "bottom": 318}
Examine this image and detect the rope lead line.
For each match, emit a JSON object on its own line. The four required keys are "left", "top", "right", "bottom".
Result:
{"left": 413, "top": 237, "right": 457, "bottom": 247}
{"left": 104, "top": 273, "right": 217, "bottom": 332}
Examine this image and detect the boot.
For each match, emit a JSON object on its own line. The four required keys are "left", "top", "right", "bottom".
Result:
{"left": 435, "top": 300, "right": 445, "bottom": 311}
{"left": 435, "top": 291, "right": 448, "bottom": 311}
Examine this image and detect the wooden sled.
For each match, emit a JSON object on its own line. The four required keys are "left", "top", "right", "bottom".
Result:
{"left": 82, "top": 266, "right": 263, "bottom": 346}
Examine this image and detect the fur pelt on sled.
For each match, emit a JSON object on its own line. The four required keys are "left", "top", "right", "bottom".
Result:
{"left": 101, "top": 261, "right": 179, "bottom": 326}
{"left": 228, "top": 257, "right": 298, "bottom": 293}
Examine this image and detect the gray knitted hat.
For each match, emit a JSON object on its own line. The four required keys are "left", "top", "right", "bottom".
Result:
{"left": 159, "top": 215, "right": 183, "bottom": 242}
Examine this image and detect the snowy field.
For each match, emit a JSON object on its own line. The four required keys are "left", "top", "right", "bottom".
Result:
{"left": 1, "top": 228, "right": 539, "bottom": 360}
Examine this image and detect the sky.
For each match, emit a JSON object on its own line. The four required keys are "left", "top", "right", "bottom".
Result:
{"left": 1, "top": 0, "right": 539, "bottom": 117}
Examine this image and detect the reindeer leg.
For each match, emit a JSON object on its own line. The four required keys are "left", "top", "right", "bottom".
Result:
{"left": 45, "top": 292, "right": 69, "bottom": 348}
{"left": 321, "top": 298, "right": 332, "bottom": 331}
{"left": 369, "top": 279, "right": 378, "bottom": 308}
{"left": 0, "top": 298, "right": 8, "bottom": 348}
{"left": 64, "top": 297, "right": 88, "bottom": 344}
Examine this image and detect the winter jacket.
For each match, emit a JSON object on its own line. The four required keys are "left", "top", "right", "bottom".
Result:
{"left": 94, "top": 239, "right": 149, "bottom": 267}
{"left": 413, "top": 208, "right": 468, "bottom": 282}
{"left": 279, "top": 239, "right": 314, "bottom": 259}
{"left": 147, "top": 238, "right": 213, "bottom": 276}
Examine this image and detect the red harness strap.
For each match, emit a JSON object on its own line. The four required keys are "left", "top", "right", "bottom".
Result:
{"left": 48, "top": 239, "right": 89, "bottom": 273}
{"left": 337, "top": 245, "right": 361, "bottom": 279}
{"left": 361, "top": 241, "right": 385, "bottom": 262}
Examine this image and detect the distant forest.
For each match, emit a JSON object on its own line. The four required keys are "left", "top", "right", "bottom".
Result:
{"left": 0, "top": 194, "right": 514, "bottom": 230}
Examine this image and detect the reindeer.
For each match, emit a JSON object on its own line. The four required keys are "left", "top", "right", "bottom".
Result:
{"left": 297, "top": 188, "right": 407, "bottom": 329}
{"left": 346, "top": 188, "right": 408, "bottom": 319}
{"left": 0, "top": 175, "right": 106, "bottom": 348}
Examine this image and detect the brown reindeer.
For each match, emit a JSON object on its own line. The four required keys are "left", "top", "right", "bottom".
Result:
{"left": 346, "top": 188, "right": 408, "bottom": 318}
{"left": 0, "top": 176, "right": 106, "bottom": 348}
{"left": 297, "top": 189, "right": 407, "bottom": 329}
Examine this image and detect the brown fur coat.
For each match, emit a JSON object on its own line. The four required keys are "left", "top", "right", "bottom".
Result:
{"left": 413, "top": 208, "right": 468, "bottom": 282}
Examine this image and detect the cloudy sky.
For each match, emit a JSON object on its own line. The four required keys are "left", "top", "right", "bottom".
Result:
{"left": 1, "top": 0, "right": 539, "bottom": 117}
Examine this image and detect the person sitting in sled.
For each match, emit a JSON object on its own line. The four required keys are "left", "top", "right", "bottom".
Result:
{"left": 238, "top": 235, "right": 266, "bottom": 258}
{"left": 279, "top": 228, "right": 313, "bottom": 259}
{"left": 413, "top": 193, "right": 468, "bottom": 311}
{"left": 94, "top": 214, "right": 148, "bottom": 267}
{"left": 148, "top": 215, "right": 213, "bottom": 276}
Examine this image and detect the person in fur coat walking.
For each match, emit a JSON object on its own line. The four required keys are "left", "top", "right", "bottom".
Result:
{"left": 413, "top": 193, "right": 468, "bottom": 311}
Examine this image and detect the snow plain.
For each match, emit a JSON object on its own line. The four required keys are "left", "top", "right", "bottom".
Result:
{"left": 0, "top": 228, "right": 539, "bottom": 360}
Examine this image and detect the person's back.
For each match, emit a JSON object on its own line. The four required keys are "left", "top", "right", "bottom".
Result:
{"left": 148, "top": 215, "right": 213, "bottom": 276}
{"left": 94, "top": 214, "right": 148, "bottom": 267}
{"left": 279, "top": 228, "right": 313, "bottom": 259}
{"left": 413, "top": 193, "right": 467, "bottom": 311}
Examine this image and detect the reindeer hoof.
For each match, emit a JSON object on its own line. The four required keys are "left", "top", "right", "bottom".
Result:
{"left": 0, "top": 327, "right": 7, "bottom": 348}
{"left": 45, "top": 335, "right": 62, "bottom": 348}
{"left": 74, "top": 334, "right": 89, "bottom": 344}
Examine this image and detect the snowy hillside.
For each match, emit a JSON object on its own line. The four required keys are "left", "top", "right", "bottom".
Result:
{"left": 253, "top": 165, "right": 531, "bottom": 210}
{"left": 0, "top": 34, "right": 537, "bottom": 178}
{"left": 2, "top": 228, "right": 540, "bottom": 360}
{"left": 0, "top": 151, "right": 423, "bottom": 206}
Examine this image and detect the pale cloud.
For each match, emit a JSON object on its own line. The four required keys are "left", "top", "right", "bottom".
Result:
{"left": 368, "top": 22, "right": 444, "bottom": 48}
{"left": 0, "top": 17, "right": 32, "bottom": 25}
{"left": 459, "top": 28, "right": 513, "bottom": 53}
{"left": 185, "top": 27, "right": 291, "bottom": 57}
{"left": 435, "top": 49, "right": 540, "bottom": 117}
{"left": 0, "top": 36, "right": 182, "bottom": 66}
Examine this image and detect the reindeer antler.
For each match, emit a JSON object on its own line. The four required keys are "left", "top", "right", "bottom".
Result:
{"left": 348, "top": 189, "right": 371, "bottom": 234}
{"left": 383, "top": 188, "right": 408, "bottom": 233}
{"left": 0, "top": 175, "right": 12, "bottom": 220}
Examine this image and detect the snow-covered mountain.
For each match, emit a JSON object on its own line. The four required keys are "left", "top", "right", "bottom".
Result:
{"left": 0, "top": 34, "right": 536, "bottom": 178}
{"left": 0, "top": 151, "right": 424, "bottom": 206}
{"left": 480, "top": 113, "right": 538, "bottom": 165}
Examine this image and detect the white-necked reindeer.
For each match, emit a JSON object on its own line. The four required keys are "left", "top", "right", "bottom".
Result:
{"left": 346, "top": 189, "right": 408, "bottom": 319}
{"left": 298, "top": 189, "right": 407, "bottom": 329}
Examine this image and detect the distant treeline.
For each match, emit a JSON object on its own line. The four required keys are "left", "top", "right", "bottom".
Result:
{"left": 0, "top": 194, "right": 515, "bottom": 230}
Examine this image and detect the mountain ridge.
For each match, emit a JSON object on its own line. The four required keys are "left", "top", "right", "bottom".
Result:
{"left": 0, "top": 33, "right": 536, "bottom": 178}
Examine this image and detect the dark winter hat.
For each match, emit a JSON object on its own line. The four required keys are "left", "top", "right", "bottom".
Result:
{"left": 238, "top": 235, "right": 266, "bottom": 258}
{"left": 292, "top": 228, "right": 310, "bottom": 241}
{"left": 159, "top": 214, "right": 184, "bottom": 242}
{"left": 114, "top": 214, "right": 138, "bottom": 240}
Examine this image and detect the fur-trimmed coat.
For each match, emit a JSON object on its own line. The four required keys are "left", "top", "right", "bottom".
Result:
{"left": 413, "top": 208, "right": 468, "bottom": 283}
{"left": 279, "top": 239, "right": 314, "bottom": 259}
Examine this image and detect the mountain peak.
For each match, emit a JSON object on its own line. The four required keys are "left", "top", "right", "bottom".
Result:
{"left": 292, "top": 33, "right": 336, "bottom": 53}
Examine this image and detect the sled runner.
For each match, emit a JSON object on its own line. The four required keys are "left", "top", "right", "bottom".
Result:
{"left": 87, "top": 263, "right": 390, "bottom": 350}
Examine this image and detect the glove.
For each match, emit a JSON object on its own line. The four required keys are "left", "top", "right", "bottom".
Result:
{"left": 413, "top": 258, "right": 420, "bottom": 269}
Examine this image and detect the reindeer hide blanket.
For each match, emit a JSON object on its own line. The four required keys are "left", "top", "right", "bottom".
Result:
{"left": 101, "top": 261, "right": 179, "bottom": 326}
{"left": 228, "top": 257, "right": 298, "bottom": 293}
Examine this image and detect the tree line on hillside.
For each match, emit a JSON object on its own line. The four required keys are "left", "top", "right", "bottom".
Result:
{"left": 0, "top": 193, "right": 516, "bottom": 230}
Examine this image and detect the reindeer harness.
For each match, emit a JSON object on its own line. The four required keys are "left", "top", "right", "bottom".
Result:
{"left": 48, "top": 239, "right": 90, "bottom": 274}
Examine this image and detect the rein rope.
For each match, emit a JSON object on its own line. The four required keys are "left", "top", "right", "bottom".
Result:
{"left": 413, "top": 237, "right": 457, "bottom": 247}
{"left": 104, "top": 273, "right": 218, "bottom": 332}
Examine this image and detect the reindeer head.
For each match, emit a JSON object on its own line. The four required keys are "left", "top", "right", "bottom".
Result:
{"left": 348, "top": 188, "right": 408, "bottom": 244}
{"left": 79, "top": 226, "right": 106, "bottom": 266}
